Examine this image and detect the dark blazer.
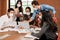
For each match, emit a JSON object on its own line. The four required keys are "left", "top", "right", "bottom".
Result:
{"left": 31, "top": 22, "right": 57, "bottom": 40}
{"left": 31, "top": 22, "right": 49, "bottom": 38}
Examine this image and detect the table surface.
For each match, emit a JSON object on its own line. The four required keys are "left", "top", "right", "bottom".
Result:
{"left": 0, "top": 31, "right": 34, "bottom": 40}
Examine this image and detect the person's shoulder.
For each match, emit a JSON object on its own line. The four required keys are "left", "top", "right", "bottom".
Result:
{"left": 0, "top": 14, "right": 7, "bottom": 20}
{"left": 30, "top": 12, "right": 33, "bottom": 14}
{"left": 30, "top": 13, "right": 33, "bottom": 15}
{"left": 1, "top": 14, "right": 7, "bottom": 18}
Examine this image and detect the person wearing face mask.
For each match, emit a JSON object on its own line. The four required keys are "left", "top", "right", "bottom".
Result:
{"left": 0, "top": 8, "right": 14, "bottom": 29}
{"left": 15, "top": 0, "right": 23, "bottom": 14}
{"left": 24, "top": 7, "right": 32, "bottom": 19}
{"left": 29, "top": 1, "right": 56, "bottom": 23}
{"left": 34, "top": 13, "right": 42, "bottom": 28}
{"left": 31, "top": 10, "right": 58, "bottom": 40}
{"left": 14, "top": 0, "right": 23, "bottom": 25}
{"left": 25, "top": 7, "right": 32, "bottom": 16}
{"left": 24, "top": 7, "right": 34, "bottom": 25}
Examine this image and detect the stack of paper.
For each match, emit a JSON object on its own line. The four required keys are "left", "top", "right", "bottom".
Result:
{"left": 18, "top": 21, "right": 30, "bottom": 29}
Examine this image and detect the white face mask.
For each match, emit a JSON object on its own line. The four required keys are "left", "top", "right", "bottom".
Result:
{"left": 34, "top": 8, "right": 38, "bottom": 10}
{"left": 17, "top": 4, "right": 21, "bottom": 7}
{"left": 20, "top": 12, "right": 22, "bottom": 15}
{"left": 39, "top": 16, "right": 42, "bottom": 19}
{"left": 26, "top": 12, "right": 30, "bottom": 15}
{"left": 9, "top": 13, "right": 13, "bottom": 17}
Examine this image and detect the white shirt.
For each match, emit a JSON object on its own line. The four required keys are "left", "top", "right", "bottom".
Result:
{"left": 0, "top": 14, "right": 14, "bottom": 29}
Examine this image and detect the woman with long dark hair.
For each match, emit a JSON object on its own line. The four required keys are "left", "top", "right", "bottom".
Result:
{"left": 15, "top": 0, "right": 23, "bottom": 13}
{"left": 31, "top": 10, "right": 58, "bottom": 40}
{"left": 14, "top": 0, "right": 23, "bottom": 25}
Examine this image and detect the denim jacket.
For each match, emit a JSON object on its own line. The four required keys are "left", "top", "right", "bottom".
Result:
{"left": 31, "top": 4, "right": 56, "bottom": 20}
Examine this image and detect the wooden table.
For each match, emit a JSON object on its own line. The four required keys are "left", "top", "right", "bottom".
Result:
{"left": 0, "top": 31, "right": 34, "bottom": 40}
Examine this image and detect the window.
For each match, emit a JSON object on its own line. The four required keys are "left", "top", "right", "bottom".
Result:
{"left": 10, "top": 0, "right": 33, "bottom": 13}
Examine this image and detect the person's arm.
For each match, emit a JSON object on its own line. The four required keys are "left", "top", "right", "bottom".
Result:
{"left": 28, "top": 10, "right": 37, "bottom": 22}
{"left": 48, "top": 6, "right": 56, "bottom": 17}
{"left": 43, "top": 5, "right": 57, "bottom": 23}
{"left": 0, "top": 17, "right": 5, "bottom": 29}
{"left": 41, "top": 4, "right": 56, "bottom": 17}
{"left": 49, "top": 6, "right": 56, "bottom": 15}
{"left": 31, "top": 22, "right": 49, "bottom": 38}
